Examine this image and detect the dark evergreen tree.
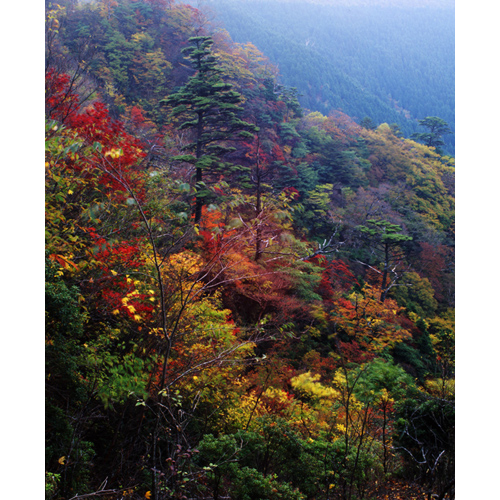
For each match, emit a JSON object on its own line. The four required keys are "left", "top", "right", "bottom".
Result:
{"left": 389, "top": 123, "right": 404, "bottom": 137}
{"left": 356, "top": 219, "right": 413, "bottom": 301}
{"left": 411, "top": 116, "right": 452, "bottom": 155}
{"left": 360, "top": 116, "right": 376, "bottom": 130}
{"left": 161, "top": 36, "right": 256, "bottom": 223}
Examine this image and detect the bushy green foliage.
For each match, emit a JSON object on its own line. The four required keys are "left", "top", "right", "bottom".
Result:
{"left": 45, "top": 259, "right": 90, "bottom": 485}
{"left": 354, "top": 358, "right": 414, "bottom": 401}
{"left": 45, "top": 472, "right": 61, "bottom": 500}
{"left": 196, "top": 427, "right": 304, "bottom": 500}
{"left": 390, "top": 271, "right": 438, "bottom": 317}
{"left": 83, "top": 338, "right": 153, "bottom": 409}
{"left": 390, "top": 341, "right": 423, "bottom": 374}
{"left": 285, "top": 260, "right": 323, "bottom": 302}
{"left": 232, "top": 467, "right": 305, "bottom": 500}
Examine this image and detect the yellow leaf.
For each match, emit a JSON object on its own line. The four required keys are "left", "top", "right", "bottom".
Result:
{"left": 105, "top": 148, "right": 122, "bottom": 159}
{"left": 58, "top": 456, "right": 66, "bottom": 465}
{"left": 145, "top": 492, "right": 152, "bottom": 499}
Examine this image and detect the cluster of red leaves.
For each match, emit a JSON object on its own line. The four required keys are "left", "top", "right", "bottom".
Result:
{"left": 46, "top": 70, "right": 147, "bottom": 201}
{"left": 84, "top": 229, "right": 153, "bottom": 321}
{"left": 336, "top": 297, "right": 354, "bottom": 310}
{"left": 130, "top": 105, "right": 146, "bottom": 126}
{"left": 93, "top": 238, "right": 146, "bottom": 273}
{"left": 244, "top": 360, "right": 298, "bottom": 410}
{"left": 242, "top": 138, "right": 269, "bottom": 164}
{"left": 126, "top": 104, "right": 161, "bottom": 144}
{"left": 198, "top": 208, "right": 235, "bottom": 257}
{"left": 271, "top": 143, "right": 286, "bottom": 163}
{"left": 337, "top": 340, "right": 375, "bottom": 365}
{"left": 45, "top": 69, "right": 80, "bottom": 123}
{"left": 301, "top": 350, "right": 340, "bottom": 380}
{"left": 396, "top": 316, "right": 422, "bottom": 338}
{"left": 69, "top": 103, "right": 146, "bottom": 187}
{"left": 311, "top": 257, "right": 358, "bottom": 302}
{"left": 46, "top": 71, "right": 158, "bottom": 330}
{"left": 100, "top": 278, "right": 154, "bottom": 323}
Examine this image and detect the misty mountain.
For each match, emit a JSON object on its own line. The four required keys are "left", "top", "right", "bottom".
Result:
{"left": 200, "top": 0, "right": 455, "bottom": 155}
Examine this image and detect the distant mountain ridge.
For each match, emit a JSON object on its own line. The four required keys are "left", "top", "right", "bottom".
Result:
{"left": 201, "top": 0, "right": 455, "bottom": 155}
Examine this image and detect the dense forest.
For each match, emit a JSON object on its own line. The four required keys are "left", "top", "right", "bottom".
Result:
{"left": 44, "top": 0, "right": 455, "bottom": 499}
{"left": 197, "top": 0, "right": 455, "bottom": 155}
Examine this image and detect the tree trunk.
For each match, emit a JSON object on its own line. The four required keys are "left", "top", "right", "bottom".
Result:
{"left": 194, "top": 113, "right": 204, "bottom": 224}
{"left": 255, "top": 171, "right": 262, "bottom": 261}
{"left": 381, "top": 242, "right": 389, "bottom": 301}
{"left": 254, "top": 136, "right": 263, "bottom": 261}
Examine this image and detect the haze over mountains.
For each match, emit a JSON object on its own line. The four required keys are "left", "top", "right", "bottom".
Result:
{"left": 198, "top": 0, "right": 455, "bottom": 155}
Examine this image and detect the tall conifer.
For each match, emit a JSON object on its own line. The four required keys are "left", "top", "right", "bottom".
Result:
{"left": 162, "top": 36, "right": 256, "bottom": 223}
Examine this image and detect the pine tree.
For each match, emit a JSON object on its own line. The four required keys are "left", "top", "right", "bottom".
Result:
{"left": 411, "top": 116, "right": 452, "bottom": 154}
{"left": 161, "top": 36, "right": 256, "bottom": 223}
{"left": 357, "top": 219, "right": 413, "bottom": 301}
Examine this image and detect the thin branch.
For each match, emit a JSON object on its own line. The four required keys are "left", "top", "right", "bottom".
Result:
{"left": 68, "top": 485, "right": 136, "bottom": 500}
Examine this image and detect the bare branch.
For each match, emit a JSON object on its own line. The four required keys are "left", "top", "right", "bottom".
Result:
{"left": 68, "top": 485, "right": 136, "bottom": 500}
{"left": 300, "top": 225, "right": 345, "bottom": 261}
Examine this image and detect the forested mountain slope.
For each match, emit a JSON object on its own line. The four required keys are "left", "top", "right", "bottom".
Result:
{"left": 45, "top": 1, "right": 454, "bottom": 499}
{"left": 200, "top": 0, "right": 455, "bottom": 155}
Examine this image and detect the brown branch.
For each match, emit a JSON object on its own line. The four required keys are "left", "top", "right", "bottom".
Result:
{"left": 68, "top": 485, "right": 136, "bottom": 500}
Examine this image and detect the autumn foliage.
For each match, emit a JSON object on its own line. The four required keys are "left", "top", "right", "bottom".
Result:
{"left": 45, "top": 2, "right": 454, "bottom": 499}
